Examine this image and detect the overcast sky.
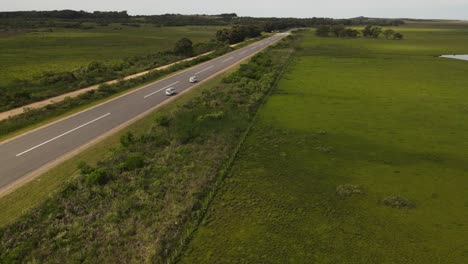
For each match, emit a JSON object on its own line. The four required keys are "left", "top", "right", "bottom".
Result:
{"left": 2, "top": 0, "right": 468, "bottom": 20}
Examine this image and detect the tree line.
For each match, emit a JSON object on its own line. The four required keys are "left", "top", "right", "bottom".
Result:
{"left": 0, "top": 10, "right": 405, "bottom": 30}
{"left": 0, "top": 10, "right": 129, "bottom": 19}
{"left": 215, "top": 25, "right": 262, "bottom": 44}
{"left": 316, "top": 25, "right": 404, "bottom": 39}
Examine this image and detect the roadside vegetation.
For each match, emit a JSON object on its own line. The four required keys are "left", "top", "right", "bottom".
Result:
{"left": 0, "top": 45, "right": 235, "bottom": 139}
{"left": 0, "top": 35, "right": 294, "bottom": 263}
{"left": 181, "top": 23, "right": 468, "bottom": 263}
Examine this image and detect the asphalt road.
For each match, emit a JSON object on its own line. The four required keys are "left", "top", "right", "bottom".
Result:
{"left": 0, "top": 33, "right": 287, "bottom": 192}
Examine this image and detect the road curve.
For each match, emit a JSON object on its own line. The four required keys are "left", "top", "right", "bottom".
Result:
{"left": 0, "top": 33, "right": 287, "bottom": 194}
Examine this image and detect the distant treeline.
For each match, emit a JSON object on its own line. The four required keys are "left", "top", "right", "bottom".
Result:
{"left": 316, "top": 25, "right": 404, "bottom": 39}
{"left": 0, "top": 10, "right": 129, "bottom": 19}
{"left": 0, "top": 10, "right": 405, "bottom": 30}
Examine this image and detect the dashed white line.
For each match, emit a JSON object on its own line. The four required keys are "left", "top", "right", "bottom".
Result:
{"left": 144, "top": 81, "right": 180, "bottom": 98}
{"left": 222, "top": 57, "right": 234, "bottom": 62}
{"left": 250, "top": 46, "right": 257, "bottom": 50}
{"left": 16, "top": 113, "right": 111, "bottom": 157}
{"left": 195, "top": 66, "right": 214, "bottom": 75}
{"left": 240, "top": 50, "right": 248, "bottom": 55}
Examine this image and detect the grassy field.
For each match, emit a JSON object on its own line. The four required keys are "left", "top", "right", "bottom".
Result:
{"left": 0, "top": 24, "right": 222, "bottom": 86}
{"left": 181, "top": 23, "right": 468, "bottom": 263}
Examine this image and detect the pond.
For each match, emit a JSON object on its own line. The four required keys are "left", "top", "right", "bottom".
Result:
{"left": 440, "top": 55, "right": 468, "bottom": 61}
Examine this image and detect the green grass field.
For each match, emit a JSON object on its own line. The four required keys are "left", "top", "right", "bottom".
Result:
{"left": 0, "top": 24, "right": 222, "bottom": 86}
{"left": 181, "top": 23, "right": 468, "bottom": 263}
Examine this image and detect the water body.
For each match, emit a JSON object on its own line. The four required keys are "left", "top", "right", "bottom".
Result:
{"left": 440, "top": 55, "right": 468, "bottom": 61}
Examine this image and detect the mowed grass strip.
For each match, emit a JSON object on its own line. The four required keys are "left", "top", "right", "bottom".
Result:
{"left": 181, "top": 24, "right": 468, "bottom": 263}
{"left": 0, "top": 25, "right": 223, "bottom": 86}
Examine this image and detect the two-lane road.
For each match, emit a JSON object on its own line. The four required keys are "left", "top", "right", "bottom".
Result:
{"left": 0, "top": 33, "right": 288, "bottom": 193}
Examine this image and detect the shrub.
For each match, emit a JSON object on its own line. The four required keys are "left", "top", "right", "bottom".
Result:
{"left": 123, "top": 153, "right": 145, "bottom": 171}
{"left": 383, "top": 29, "right": 395, "bottom": 39}
{"left": 120, "top": 131, "right": 135, "bottom": 148}
{"left": 155, "top": 115, "right": 171, "bottom": 127}
{"left": 362, "top": 25, "right": 382, "bottom": 38}
{"left": 86, "top": 167, "right": 108, "bottom": 185}
{"left": 77, "top": 161, "right": 93, "bottom": 175}
{"left": 382, "top": 195, "right": 415, "bottom": 208}
{"left": 393, "top": 32, "right": 404, "bottom": 40}
{"left": 336, "top": 184, "right": 363, "bottom": 197}
{"left": 315, "top": 25, "right": 331, "bottom": 37}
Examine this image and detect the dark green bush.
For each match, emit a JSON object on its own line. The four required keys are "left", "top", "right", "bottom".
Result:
{"left": 120, "top": 131, "right": 135, "bottom": 148}
{"left": 155, "top": 115, "right": 171, "bottom": 127}
{"left": 86, "top": 167, "right": 108, "bottom": 185}
{"left": 123, "top": 153, "right": 145, "bottom": 171}
{"left": 77, "top": 161, "right": 93, "bottom": 175}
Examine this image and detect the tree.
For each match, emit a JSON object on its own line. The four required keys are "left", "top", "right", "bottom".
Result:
{"left": 383, "top": 29, "right": 395, "bottom": 39}
{"left": 215, "top": 29, "right": 230, "bottom": 43}
{"left": 363, "top": 25, "right": 382, "bottom": 38}
{"left": 174, "top": 38, "right": 193, "bottom": 56}
{"left": 370, "top": 26, "right": 382, "bottom": 38}
{"left": 315, "top": 25, "right": 331, "bottom": 37}
{"left": 228, "top": 26, "right": 246, "bottom": 43}
{"left": 341, "top": 28, "right": 360, "bottom": 38}
{"left": 362, "top": 25, "right": 373, "bottom": 37}
{"left": 331, "top": 25, "right": 345, "bottom": 37}
{"left": 393, "top": 32, "right": 404, "bottom": 40}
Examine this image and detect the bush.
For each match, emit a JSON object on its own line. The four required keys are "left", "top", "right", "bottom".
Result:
{"left": 336, "top": 184, "right": 363, "bottom": 197}
{"left": 315, "top": 25, "right": 330, "bottom": 37}
{"left": 77, "top": 161, "right": 93, "bottom": 175}
{"left": 382, "top": 195, "right": 415, "bottom": 208}
{"left": 120, "top": 131, "right": 135, "bottom": 148}
{"left": 86, "top": 167, "right": 108, "bottom": 185}
{"left": 155, "top": 115, "right": 171, "bottom": 127}
{"left": 123, "top": 153, "right": 145, "bottom": 171}
{"left": 393, "top": 32, "right": 404, "bottom": 40}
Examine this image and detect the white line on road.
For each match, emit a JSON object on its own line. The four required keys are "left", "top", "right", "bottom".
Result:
{"left": 240, "top": 50, "right": 248, "bottom": 55}
{"left": 195, "top": 66, "right": 214, "bottom": 75}
{"left": 250, "top": 46, "right": 257, "bottom": 50}
{"left": 16, "top": 113, "right": 111, "bottom": 157}
{"left": 222, "top": 57, "right": 234, "bottom": 62}
{"left": 144, "top": 81, "right": 180, "bottom": 98}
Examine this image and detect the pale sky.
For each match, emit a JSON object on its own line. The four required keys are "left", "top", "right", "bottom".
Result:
{"left": 2, "top": 0, "right": 468, "bottom": 20}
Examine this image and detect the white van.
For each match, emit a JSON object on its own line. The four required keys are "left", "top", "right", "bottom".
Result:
{"left": 165, "top": 87, "right": 176, "bottom": 96}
